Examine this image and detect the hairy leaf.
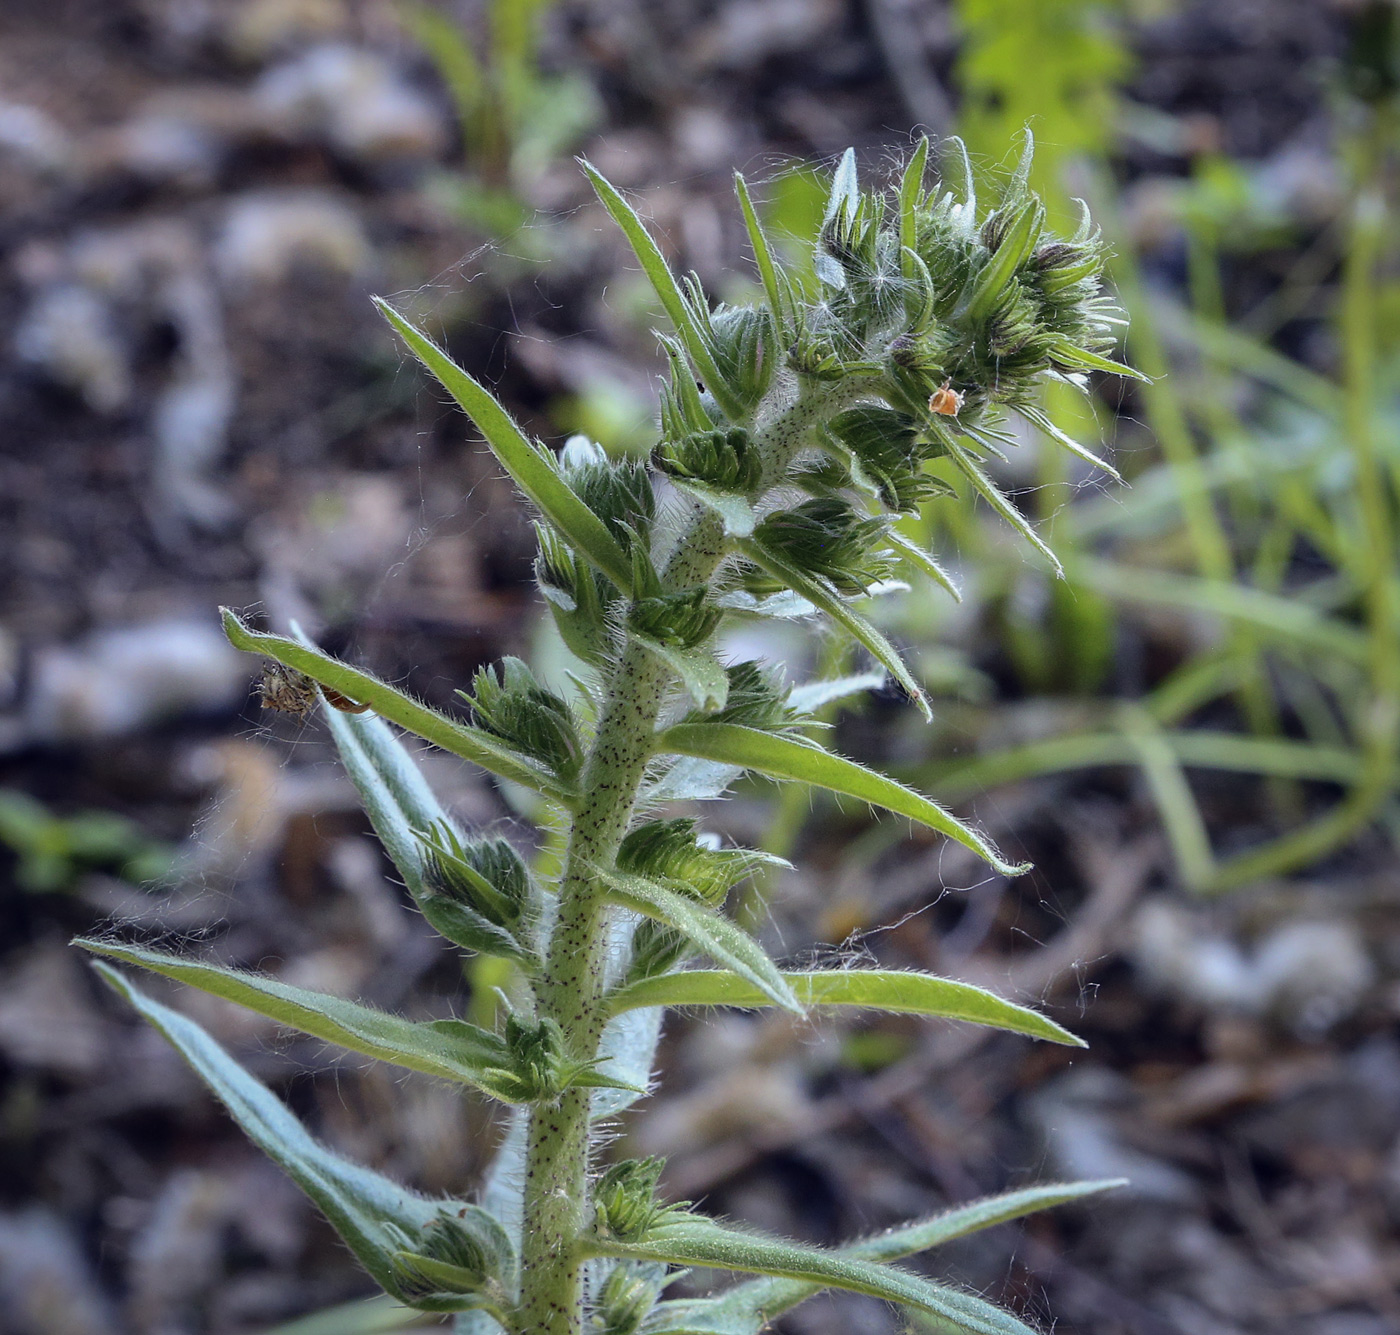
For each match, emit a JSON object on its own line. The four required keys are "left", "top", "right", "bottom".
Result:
{"left": 738, "top": 536, "right": 930, "bottom": 720}
{"left": 666, "top": 1180, "right": 1125, "bottom": 1332}
{"left": 584, "top": 1217, "right": 1036, "bottom": 1335}
{"left": 374, "top": 300, "right": 635, "bottom": 590}
{"left": 594, "top": 868, "right": 801, "bottom": 1015}
{"left": 92, "top": 965, "right": 513, "bottom": 1315}
{"left": 223, "top": 613, "right": 573, "bottom": 802}
{"left": 580, "top": 162, "right": 746, "bottom": 423}
{"left": 786, "top": 671, "right": 887, "bottom": 715}
{"left": 75, "top": 941, "right": 540, "bottom": 1100}
{"left": 657, "top": 723, "right": 1028, "bottom": 876}
{"left": 632, "top": 632, "right": 729, "bottom": 711}
{"left": 606, "top": 969, "right": 1083, "bottom": 1046}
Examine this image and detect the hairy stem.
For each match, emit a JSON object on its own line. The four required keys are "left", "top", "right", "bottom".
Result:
{"left": 514, "top": 379, "right": 843, "bottom": 1334}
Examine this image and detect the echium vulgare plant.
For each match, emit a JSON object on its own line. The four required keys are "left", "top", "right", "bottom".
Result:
{"left": 77, "top": 135, "right": 1145, "bottom": 1335}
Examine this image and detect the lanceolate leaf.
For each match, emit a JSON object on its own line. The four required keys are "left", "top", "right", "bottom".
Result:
{"left": 887, "top": 529, "right": 961, "bottom": 601}
{"left": 734, "top": 172, "right": 790, "bottom": 341}
{"left": 657, "top": 723, "right": 1028, "bottom": 876}
{"left": 318, "top": 699, "right": 444, "bottom": 900}
{"left": 665, "top": 1180, "right": 1125, "bottom": 1334}
{"left": 943, "top": 443, "right": 1064, "bottom": 577}
{"left": 898, "top": 137, "right": 929, "bottom": 280}
{"left": 632, "top": 633, "right": 730, "bottom": 711}
{"left": 222, "top": 612, "right": 572, "bottom": 802}
{"left": 737, "top": 537, "right": 931, "bottom": 721}
{"left": 594, "top": 868, "right": 802, "bottom": 1015}
{"left": 605, "top": 969, "right": 1083, "bottom": 1046}
{"left": 75, "top": 941, "right": 541, "bottom": 1101}
{"left": 964, "top": 198, "right": 1044, "bottom": 323}
{"left": 824, "top": 147, "right": 859, "bottom": 228}
{"left": 1049, "top": 337, "right": 1151, "bottom": 382}
{"left": 579, "top": 162, "right": 746, "bottom": 424}
{"left": 91, "top": 965, "right": 512, "bottom": 1315}
{"left": 1018, "top": 403, "right": 1123, "bottom": 483}
{"left": 786, "top": 671, "right": 886, "bottom": 715}
{"left": 584, "top": 1218, "right": 1036, "bottom": 1335}
{"left": 374, "top": 299, "right": 635, "bottom": 591}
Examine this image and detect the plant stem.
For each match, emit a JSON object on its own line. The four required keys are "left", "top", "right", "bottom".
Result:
{"left": 513, "top": 380, "right": 842, "bottom": 1334}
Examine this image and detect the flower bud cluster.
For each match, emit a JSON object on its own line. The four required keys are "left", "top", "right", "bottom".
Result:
{"left": 417, "top": 821, "right": 540, "bottom": 962}
{"left": 593, "top": 1157, "right": 671, "bottom": 1241}
{"left": 655, "top": 427, "right": 761, "bottom": 495}
{"left": 463, "top": 657, "right": 583, "bottom": 784}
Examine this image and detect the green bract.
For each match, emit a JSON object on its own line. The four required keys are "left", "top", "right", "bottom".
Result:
{"left": 78, "top": 138, "right": 1138, "bottom": 1335}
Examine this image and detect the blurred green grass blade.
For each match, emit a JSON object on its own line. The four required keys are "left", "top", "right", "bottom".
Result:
{"left": 1120, "top": 709, "right": 1216, "bottom": 891}
{"left": 374, "top": 299, "right": 634, "bottom": 592}
{"left": 1070, "top": 559, "right": 1370, "bottom": 663}
{"left": 926, "top": 728, "right": 1363, "bottom": 803}
{"left": 658, "top": 722, "right": 1028, "bottom": 876}
{"left": 606, "top": 968, "right": 1084, "bottom": 1046}
{"left": 222, "top": 612, "right": 572, "bottom": 802}
{"left": 256, "top": 1295, "right": 436, "bottom": 1335}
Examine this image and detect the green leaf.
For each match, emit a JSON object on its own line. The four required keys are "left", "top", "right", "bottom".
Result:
{"left": 594, "top": 868, "right": 802, "bottom": 1015}
{"left": 667, "top": 476, "right": 757, "bottom": 537}
{"left": 579, "top": 162, "right": 746, "bottom": 423}
{"left": 824, "top": 147, "right": 859, "bottom": 228}
{"left": 316, "top": 698, "right": 443, "bottom": 900}
{"left": 1017, "top": 404, "right": 1123, "bottom": 483}
{"left": 584, "top": 1217, "right": 1036, "bottom": 1335}
{"left": 591, "top": 1006, "right": 663, "bottom": 1119}
{"left": 940, "top": 136, "right": 976, "bottom": 216}
{"left": 964, "top": 198, "right": 1044, "bottom": 324}
{"left": 667, "top": 1180, "right": 1125, "bottom": 1333}
{"left": 1047, "top": 336, "right": 1150, "bottom": 382}
{"left": 786, "top": 671, "right": 886, "bottom": 715}
{"left": 632, "top": 632, "right": 729, "bottom": 711}
{"left": 943, "top": 443, "right": 1063, "bottom": 577}
{"left": 658, "top": 723, "right": 1028, "bottom": 877}
{"left": 737, "top": 536, "right": 931, "bottom": 721}
{"left": 605, "top": 969, "right": 1083, "bottom": 1046}
{"left": 887, "top": 530, "right": 962, "bottom": 602}
{"left": 73, "top": 940, "right": 544, "bottom": 1101}
{"left": 373, "top": 299, "right": 635, "bottom": 590}
{"left": 222, "top": 612, "right": 573, "bottom": 803}
{"left": 898, "top": 137, "right": 930, "bottom": 280}
{"left": 734, "top": 172, "right": 790, "bottom": 341}
{"left": 91, "top": 964, "right": 513, "bottom": 1315}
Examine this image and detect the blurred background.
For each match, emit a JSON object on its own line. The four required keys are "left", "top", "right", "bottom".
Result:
{"left": 2, "top": 1, "right": 1399, "bottom": 1333}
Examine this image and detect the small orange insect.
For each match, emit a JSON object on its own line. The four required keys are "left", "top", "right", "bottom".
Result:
{"left": 928, "top": 382, "right": 964, "bottom": 417}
